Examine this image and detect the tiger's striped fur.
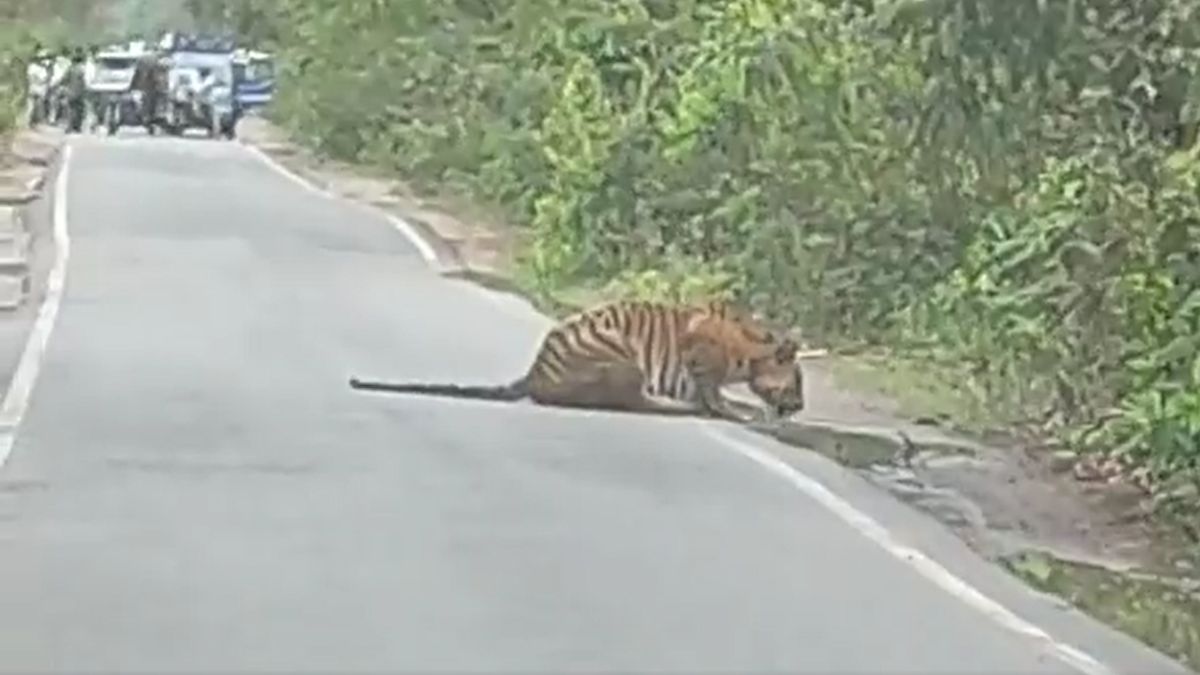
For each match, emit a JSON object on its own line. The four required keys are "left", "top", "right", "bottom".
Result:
{"left": 349, "top": 299, "right": 805, "bottom": 422}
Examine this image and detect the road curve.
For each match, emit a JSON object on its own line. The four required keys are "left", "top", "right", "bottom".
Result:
{"left": 0, "top": 134, "right": 1188, "bottom": 673}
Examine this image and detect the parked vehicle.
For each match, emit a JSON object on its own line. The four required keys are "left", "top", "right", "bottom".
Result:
{"left": 164, "top": 50, "right": 237, "bottom": 139}
{"left": 61, "top": 54, "right": 89, "bottom": 134}
{"left": 88, "top": 47, "right": 141, "bottom": 135}
{"left": 232, "top": 49, "right": 274, "bottom": 112}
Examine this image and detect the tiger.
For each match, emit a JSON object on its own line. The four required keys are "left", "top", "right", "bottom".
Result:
{"left": 349, "top": 299, "right": 808, "bottom": 423}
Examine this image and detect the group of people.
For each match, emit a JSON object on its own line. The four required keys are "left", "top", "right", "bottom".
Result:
{"left": 23, "top": 43, "right": 226, "bottom": 136}
{"left": 24, "top": 47, "right": 90, "bottom": 131}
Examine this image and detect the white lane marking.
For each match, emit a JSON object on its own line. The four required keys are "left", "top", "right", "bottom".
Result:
{"left": 238, "top": 138, "right": 541, "bottom": 321}
{"left": 241, "top": 142, "right": 439, "bottom": 264}
{"left": 381, "top": 213, "right": 439, "bottom": 266}
{"left": 239, "top": 142, "right": 324, "bottom": 196}
{"left": 0, "top": 145, "right": 73, "bottom": 469}
{"left": 704, "top": 426, "right": 1115, "bottom": 675}
{"left": 246, "top": 126, "right": 1113, "bottom": 674}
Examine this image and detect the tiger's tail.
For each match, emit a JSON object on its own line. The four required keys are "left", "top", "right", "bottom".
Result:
{"left": 348, "top": 376, "right": 528, "bottom": 402}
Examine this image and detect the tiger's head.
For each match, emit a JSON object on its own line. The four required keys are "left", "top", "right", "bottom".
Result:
{"left": 748, "top": 337, "right": 806, "bottom": 418}
{"left": 689, "top": 302, "right": 820, "bottom": 419}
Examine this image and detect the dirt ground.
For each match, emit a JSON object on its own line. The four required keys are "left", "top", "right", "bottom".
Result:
{"left": 797, "top": 357, "right": 1195, "bottom": 573}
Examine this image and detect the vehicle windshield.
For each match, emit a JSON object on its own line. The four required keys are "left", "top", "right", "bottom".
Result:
{"left": 244, "top": 59, "right": 274, "bottom": 82}
{"left": 97, "top": 57, "right": 136, "bottom": 71}
{"left": 93, "top": 57, "right": 136, "bottom": 83}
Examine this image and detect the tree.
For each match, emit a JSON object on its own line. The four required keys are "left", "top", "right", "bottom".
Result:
{"left": 182, "top": 0, "right": 277, "bottom": 42}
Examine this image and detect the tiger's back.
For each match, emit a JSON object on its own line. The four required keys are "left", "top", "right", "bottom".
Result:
{"left": 524, "top": 300, "right": 707, "bottom": 400}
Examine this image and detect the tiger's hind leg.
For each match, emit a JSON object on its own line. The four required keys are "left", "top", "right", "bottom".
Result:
{"left": 531, "top": 362, "right": 702, "bottom": 417}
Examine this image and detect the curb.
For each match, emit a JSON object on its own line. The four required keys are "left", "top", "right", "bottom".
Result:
{"left": 0, "top": 128, "right": 65, "bottom": 310}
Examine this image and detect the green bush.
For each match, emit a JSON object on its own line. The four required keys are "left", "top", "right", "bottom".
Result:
{"left": 251, "top": 0, "right": 1200, "bottom": 486}
{"left": 0, "top": 28, "right": 31, "bottom": 137}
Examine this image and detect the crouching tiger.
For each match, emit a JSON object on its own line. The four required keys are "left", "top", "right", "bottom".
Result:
{"left": 349, "top": 300, "right": 815, "bottom": 423}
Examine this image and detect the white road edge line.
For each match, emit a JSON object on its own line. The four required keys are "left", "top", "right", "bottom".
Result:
{"left": 0, "top": 144, "right": 72, "bottom": 469}
{"left": 245, "top": 131, "right": 1116, "bottom": 675}
{"left": 705, "top": 426, "right": 1115, "bottom": 675}
{"left": 240, "top": 141, "right": 439, "bottom": 264}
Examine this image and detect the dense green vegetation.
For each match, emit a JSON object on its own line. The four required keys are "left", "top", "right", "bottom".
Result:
{"left": 0, "top": 33, "right": 23, "bottom": 136}
{"left": 0, "top": 2, "right": 39, "bottom": 136}
{"left": 177, "top": 0, "right": 1200, "bottom": 498}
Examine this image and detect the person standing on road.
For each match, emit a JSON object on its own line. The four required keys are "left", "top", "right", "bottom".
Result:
{"left": 227, "top": 58, "right": 243, "bottom": 137}
{"left": 25, "top": 48, "right": 52, "bottom": 126}
{"left": 83, "top": 46, "right": 101, "bottom": 132}
{"left": 62, "top": 50, "right": 88, "bottom": 134}
{"left": 131, "top": 54, "right": 164, "bottom": 134}
{"left": 47, "top": 51, "right": 70, "bottom": 124}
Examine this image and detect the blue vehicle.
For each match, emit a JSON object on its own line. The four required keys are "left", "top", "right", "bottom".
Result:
{"left": 232, "top": 49, "right": 275, "bottom": 111}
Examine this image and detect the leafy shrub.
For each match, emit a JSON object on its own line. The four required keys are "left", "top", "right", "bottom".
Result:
{"left": 0, "top": 28, "right": 31, "bottom": 137}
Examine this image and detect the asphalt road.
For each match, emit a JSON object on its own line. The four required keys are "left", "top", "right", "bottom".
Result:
{"left": 0, "top": 134, "right": 1188, "bottom": 673}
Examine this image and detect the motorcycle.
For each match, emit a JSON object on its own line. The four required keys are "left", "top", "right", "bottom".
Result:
{"left": 102, "top": 90, "right": 144, "bottom": 136}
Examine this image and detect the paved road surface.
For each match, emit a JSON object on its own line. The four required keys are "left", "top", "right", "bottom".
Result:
{"left": 0, "top": 135, "right": 1188, "bottom": 673}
